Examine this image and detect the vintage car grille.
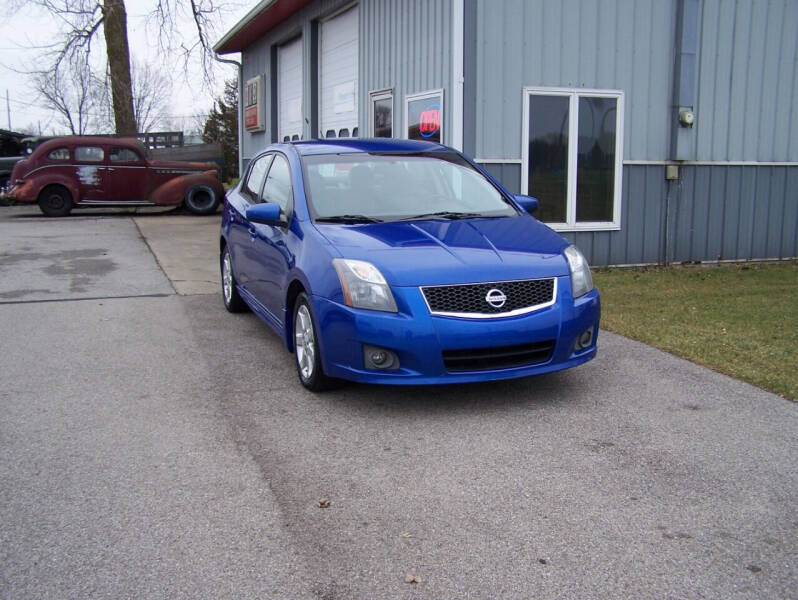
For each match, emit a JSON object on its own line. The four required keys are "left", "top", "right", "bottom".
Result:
{"left": 442, "top": 340, "right": 555, "bottom": 372}
{"left": 421, "top": 278, "right": 556, "bottom": 317}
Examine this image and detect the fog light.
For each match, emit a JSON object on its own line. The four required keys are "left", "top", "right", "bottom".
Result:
{"left": 363, "top": 344, "right": 399, "bottom": 370}
{"left": 576, "top": 327, "right": 594, "bottom": 350}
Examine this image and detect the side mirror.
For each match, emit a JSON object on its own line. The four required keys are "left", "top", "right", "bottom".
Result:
{"left": 246, "top": 202, "right": 283, "bottom": 225}
{"left": 514, "top": 194, "right": 539, "bottom": 213}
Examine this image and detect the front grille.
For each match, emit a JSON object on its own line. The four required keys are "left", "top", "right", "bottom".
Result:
{"left": 421, "top": 278, "right": 555, "bottom": 316}
{"left": 442, "top": 340, "right": 555, "bottom": 372}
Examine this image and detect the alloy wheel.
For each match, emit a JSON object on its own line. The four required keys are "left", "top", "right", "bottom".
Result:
{"left": 294, "top": 304, "right": 316, "bottom": 380}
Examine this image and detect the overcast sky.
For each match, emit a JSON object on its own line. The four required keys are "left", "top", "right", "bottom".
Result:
{"left": 0, "top": 0, "right": 249, "bottom": 135}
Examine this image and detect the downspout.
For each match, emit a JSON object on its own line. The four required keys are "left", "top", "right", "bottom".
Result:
{"left": 215, "top": 54, "right": 244, "bottom": 178}
{"left": 451, "top": 0, "right": 464, "bottom": 151}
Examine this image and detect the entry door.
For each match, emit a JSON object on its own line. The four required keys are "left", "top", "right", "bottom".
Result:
{"left": 319, "top": 6, "right": 359, "bottom": 139}
{"left": 73, "top": 145, "right": 108, "bottom": 201}
{"left": 107, "top": 146, "right": 149, "bottom": 202}
{"left": 249, "top": 154, "right": 294, "bottom": 320}
{"left": 278, "top": 37, "right": 304, "bottom": 142}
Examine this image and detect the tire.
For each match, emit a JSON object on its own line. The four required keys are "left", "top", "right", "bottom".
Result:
{"left": 38, "top": 185, "right": 73, "bottom": 217}
{"left": 0, "top": 175, "right": 10, "bottom": 206}
{"left": 220, "top": 245, "right": 248, "bottom": 313}
{"left": 185, "top": 185, "right": 220, "bottom": 215}
{"left": 293, "top": 292, "right": 337, "bottom": 392}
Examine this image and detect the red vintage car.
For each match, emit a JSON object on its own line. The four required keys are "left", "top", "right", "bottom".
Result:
{"left": 1, "top": 136, "right": 225, "bottom": 216}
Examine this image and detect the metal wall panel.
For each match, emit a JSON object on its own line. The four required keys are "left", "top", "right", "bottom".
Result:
{"left": 475, "top": 0, "right": 676, "bottom": 161}
{"left": 240, "top": 0, "right": 353, "bottom": 161}
{"left": 558, "top": 165, "right": 798, "bottom": 266}
{"left": 359, "top": 0, "right": 452, "bottom": 142}
{"left": 695, "top": 0, "right": 798, "bottom": 161}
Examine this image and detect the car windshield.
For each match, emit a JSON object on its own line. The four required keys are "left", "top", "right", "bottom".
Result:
{"left": 302, "top": 152, "right": 517, "bottom": 222}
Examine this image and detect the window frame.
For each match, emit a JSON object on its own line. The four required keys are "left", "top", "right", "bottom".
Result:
{"left": 404, "top": 88, "right": 444, "bottom": 143}
{"left": 368, "top": 88, "right": 393, "bottom": 138}
{"left": 243, "top": 153, "right": 274, "bottom": 203}
{"left": 260, "top": 152, "right": 294, "bottom": 223}
{"left": 109, "top": 146, "right": 144, "bottom": 164}
{"left": 521, "top": 86, "right": 624, "bottom": 232}
{"left": 47, "top": 147, "right": 70, "bottom": 161}
{"left": 74, "top": 146, "right": 105, "bottom": 163}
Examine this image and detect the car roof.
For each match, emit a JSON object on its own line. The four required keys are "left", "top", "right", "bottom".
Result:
{"left": 289, "top": 138, "right": 450, "bottom": 156}
{"left": 34, "top": 136, "right": 145, "bottom": 155}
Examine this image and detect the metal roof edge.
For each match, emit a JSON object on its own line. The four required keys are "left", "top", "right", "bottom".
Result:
{"left": 213, "top": 0, "right": 277, "bottom": 54}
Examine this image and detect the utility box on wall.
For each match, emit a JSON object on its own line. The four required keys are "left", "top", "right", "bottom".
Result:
{"left": 244, "top": 75, "right": 265, "bottom": 133}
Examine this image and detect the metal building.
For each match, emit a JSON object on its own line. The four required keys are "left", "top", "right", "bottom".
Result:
{"left": 215, "top": 0, "right": 798, "bottom": 266}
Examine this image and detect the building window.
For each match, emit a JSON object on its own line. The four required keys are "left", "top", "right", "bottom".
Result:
{"left": 369, "top": 89, "right": 393, "bottom": 138}
{"left": 405, "top": 89, "right": 443, "bottom": 144}
{"left": 522, "top": 87, "right": 623, "bottom": 231}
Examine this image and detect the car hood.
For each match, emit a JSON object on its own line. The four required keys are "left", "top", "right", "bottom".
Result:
{"left": 314, "top": 215, "right": 571, "bottom": 286}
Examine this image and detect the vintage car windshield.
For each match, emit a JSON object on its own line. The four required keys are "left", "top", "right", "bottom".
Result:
{"left": 303, "top": 152, "right": 517, "bottom": 222}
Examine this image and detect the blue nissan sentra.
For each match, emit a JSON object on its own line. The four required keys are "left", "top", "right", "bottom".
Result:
{"left": 220, "top": 139, "right": 600, "bottom": 391}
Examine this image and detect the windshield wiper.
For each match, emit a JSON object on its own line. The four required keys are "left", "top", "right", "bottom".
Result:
{"left": 396, "top": 211, "right": 486, "bottom": 221}
{"left": 315, "top": 214, "right": 384, "bottom": 224}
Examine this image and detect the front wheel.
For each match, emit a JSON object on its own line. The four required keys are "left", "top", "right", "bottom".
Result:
{"left": 184, "top": 185, "right": 220, "bottom": 215}
{"left": 293, "top": 293, "right": 336, "bottom": 392}
{"left": 38, "top": 185, "right": 73, "bottom": 217}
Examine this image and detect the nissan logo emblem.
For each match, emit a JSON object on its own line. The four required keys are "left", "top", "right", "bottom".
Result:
{"left": 485, "top": 288, "right": 507, "bottom": 309}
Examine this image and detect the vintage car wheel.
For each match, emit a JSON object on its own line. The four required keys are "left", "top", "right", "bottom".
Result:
{"left": 37, "top": 185, "right": 73, "bottom": 217}
{"left": 185, "top": 185, "right": 220, "bottom": 215}
{"left": 293, "top": 293, "right": 337, "bottom": 392}
{"left": 0, "top": 175, "right": 10, "bottom": 205}
{"left": 221, "top": 246, "right": 248, "bottom": 313}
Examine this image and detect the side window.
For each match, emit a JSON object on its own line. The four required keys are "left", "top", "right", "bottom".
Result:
{"left": 48, "top": 147, "right": 70, "bottom": 161}
{"left": 109, "top": 147, "right": 142, "bottom": 162}
{"left": 75, "top": 146, "right": 104, "bottom": 162}
{"left": 261, "top": 154, "right": 292, "bottom": 216}
{"left": 244, "top": 154, "right": 273, "bottom": 202}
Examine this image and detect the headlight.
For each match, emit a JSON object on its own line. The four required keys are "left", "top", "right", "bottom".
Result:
{"left": 333, "top": 259, "right": 398, "bottom": 312}
{"left": 564, "top": 245, "right": 594, "bottom": 298}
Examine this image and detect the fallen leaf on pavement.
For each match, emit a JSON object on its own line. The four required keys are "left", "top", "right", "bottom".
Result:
{"left": 404, "top": 573, "right": 422, "bottom": 584}
{"left": 317, "top": 498, "right": 330, "bottom": 508}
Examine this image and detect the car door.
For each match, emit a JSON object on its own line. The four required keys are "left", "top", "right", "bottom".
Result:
{"left": 248, "top": 153, "right": 295, "bottom": 320}
{"left": 227, "top": 153, "right": 273, "bottom": 293}
{"left": 107, "top": 145, "right": 150, "bottom": 202}
{"left": 73, "top": 145, "right": 108, "bottom": 201}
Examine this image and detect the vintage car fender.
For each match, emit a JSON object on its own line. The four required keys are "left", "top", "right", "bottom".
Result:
{"left": 148, "top": 170, "right": 225, "bottom": 206}
{"left": 10, "top": 171, "right": 80, "bottom": 205}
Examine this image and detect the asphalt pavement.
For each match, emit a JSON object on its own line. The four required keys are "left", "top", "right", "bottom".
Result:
{"left": 1, "top": 206, "right": 796, "bottom": 599}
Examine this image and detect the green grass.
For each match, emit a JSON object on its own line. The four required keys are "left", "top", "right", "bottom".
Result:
{"left": 593, "top": 262, "right": 798, "bottom": 401}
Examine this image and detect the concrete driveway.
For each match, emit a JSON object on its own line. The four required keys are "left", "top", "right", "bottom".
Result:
{"left": 1, "top": 206, "right": 796, "bottom": 599}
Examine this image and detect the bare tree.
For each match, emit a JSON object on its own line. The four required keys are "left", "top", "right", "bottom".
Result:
{"left": 131, "top": 61, "right": 172, "bottom": 132}
{"left": 33, "top": 52, "right": 104, "bottom": 135}
{"left": 22, "top": 0, "right": 231, "bottom": 134}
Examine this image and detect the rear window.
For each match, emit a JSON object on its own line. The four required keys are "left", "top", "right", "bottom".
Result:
{"left": 75, "top": 146, "right": 104, "bottom": 162}
{"left": 109, "top": 147, "right": 141, "bottom": 162}
{"left": 48, "top": 147, "right": 70, "bottom": 161}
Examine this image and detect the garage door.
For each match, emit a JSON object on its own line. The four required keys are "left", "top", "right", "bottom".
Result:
{"left": 319, "top": 7, "right": 358, "bottom": 138}
{"left": 278, "top": 37, "right": 303, "bottom": 142}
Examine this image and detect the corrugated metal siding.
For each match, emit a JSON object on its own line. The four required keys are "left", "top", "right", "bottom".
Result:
{"left": 359, "top": 0, "right": 452, "bottom": 139}
{"left": 672, "top": 166, "right": 798, "bottom": 261}
{"left": 694, "top": 0, "right": 798, "bottom": 161}
{"left": 240, "top": 0, "right": 353, "bottom": 160}
{"left": 475, "top": 0, "right": 676, "bottom": 161}
{"left": 556, "top": 165, "right": 798, "bottom": 266}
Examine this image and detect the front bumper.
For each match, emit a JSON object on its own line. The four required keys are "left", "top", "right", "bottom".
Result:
{"left": 312, "top": 275, "right": 600, "bottom": 385}
{"left": 0, "top": 182, "right": 35, "bottom": 205}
